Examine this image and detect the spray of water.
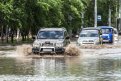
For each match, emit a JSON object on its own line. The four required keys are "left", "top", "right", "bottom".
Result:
{"left": 16, "top": 44, "right": 81, "bottom": 57}
{"left": 16, "top": 44, "right": 32, "bottom": 57}
{"left": 80, "top": 45, "right": 105, "bottom": 49}
{"left": 65, "top": 44, "right": 81, "bottom": 56}
{"left": 15, "top": 43, "right": 121, "bottom": 58}
{"left": 80, "top": 44, "right": 121, "bottom": 49}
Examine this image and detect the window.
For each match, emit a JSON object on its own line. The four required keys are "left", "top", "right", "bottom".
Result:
{"left": 80, "top": 30, "right": 99, "bottom": 37}
{"left": 37, "top": 31, "right": 64, "bottom": 39}
{"left": 102, "top": 28, "right": 113, "bottom": 34}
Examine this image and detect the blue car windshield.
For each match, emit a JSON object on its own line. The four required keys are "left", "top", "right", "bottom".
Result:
{"left": 102, "top": 28, "right": 113, "bottom": 34}
{"left": 80, "top": 30, "right": 99, "bottom": 37}
{"left": 37, "top": 31, "right": 64, "bottom": 39}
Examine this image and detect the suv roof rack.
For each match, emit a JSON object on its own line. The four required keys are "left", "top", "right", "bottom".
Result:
{"left": 39, "top": 27, "right": 66, "bottom": 30}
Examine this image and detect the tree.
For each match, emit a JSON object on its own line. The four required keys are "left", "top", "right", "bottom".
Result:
{"left": 61, "top": 0, "right": 87, "bottom": 33}
{"left": 84, "top": 0, "right": 119, "bottom": 27}
{"left": 0, "top": 0, "right": 13, "bottom": 42}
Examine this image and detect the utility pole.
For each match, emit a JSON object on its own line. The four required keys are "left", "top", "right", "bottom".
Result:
{"left": 108, "top": 5, "right": 111, "bottom": 26}
{"left": 116, "top": 0, "right": 118, "bottom": 30}
{"left": 81, "top": 12, "right": 84, "bottom": 28}
{"left": 94, "top": 0, "right": 97, "bottom": 27}
{"left": 119, "top": 0, "right": 121, "bottom": 31}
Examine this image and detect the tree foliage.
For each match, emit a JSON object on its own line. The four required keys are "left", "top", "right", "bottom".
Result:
{"left": 84, "top": 0, "right": 119, "bottom": 27}
{"left": 0, "top": 0, "right": 119, "bottom": 43}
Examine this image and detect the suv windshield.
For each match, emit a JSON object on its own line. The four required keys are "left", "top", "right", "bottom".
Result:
{"left": 102, "top": 28, "right": 112, "bottom": 34}
{"left": 80, "top": 30, "right": 99, "bottom": 37}
{"left": 37, "top": 31, "right": 64, "bottom": 39}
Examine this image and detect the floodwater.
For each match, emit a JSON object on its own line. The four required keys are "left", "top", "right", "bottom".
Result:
{"left": 0, "top": 41, "right": 121, "bottom": 81}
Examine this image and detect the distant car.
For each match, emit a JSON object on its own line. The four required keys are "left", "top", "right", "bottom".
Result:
{"left": 77, "top": 27, "right": 102, "bottom": 45}
{"left": 113, "top": 28, "right": 119, "bottom": 41}
{"left": 32, "top": 28, "right": 70, "bottom": 54}
{"left": 98, "top": 26, "right": 114, "bottom": 43}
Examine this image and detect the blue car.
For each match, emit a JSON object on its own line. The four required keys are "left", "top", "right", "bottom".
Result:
{"left": 98, "top": 26, "right": 114, "bottom": 43}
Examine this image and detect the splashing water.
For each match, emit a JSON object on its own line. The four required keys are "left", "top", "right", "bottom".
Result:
{"left": 15, "top": 44, "right": 81, "bottom": 57}
{"left": 65, "top": 44, "right": 81, "bottom": 56}
{"left": 79, "top": 44, "right": 121, "bottom": 49}
{"left": 15, "top": 44, "right": 32, "bottom": 57}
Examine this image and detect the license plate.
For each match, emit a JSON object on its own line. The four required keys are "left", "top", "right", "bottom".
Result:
{"left": 43, "top": 48, "right": 52, "bottom": 52}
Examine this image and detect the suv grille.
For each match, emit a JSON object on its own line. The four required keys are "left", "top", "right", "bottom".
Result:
{"left": 42, "top": 43, "right": 54, "bottom": 46}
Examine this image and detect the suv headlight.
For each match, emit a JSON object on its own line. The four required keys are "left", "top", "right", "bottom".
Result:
{"left": 56, "top": 43, "right": 63, "bottom": 47}
{"left": 33, "top": 43, "right": 40, "bottom": 47}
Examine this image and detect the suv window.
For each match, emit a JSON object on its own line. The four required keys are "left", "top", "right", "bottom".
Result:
{"left": 80, "top": 30, "right": 99, "bottom": 37}
{"left": 102, "top": 28, "right": 113, "bottom": 34}
{"left": 37, "top": 31, "right": 64, "bottom": 39}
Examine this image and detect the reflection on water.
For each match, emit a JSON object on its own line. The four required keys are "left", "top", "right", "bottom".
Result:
{"left": 0, "top": 56, "right": 121, "bottom": 81}
{"left": 0, "top": 57, "right": 34, "bottom": 75}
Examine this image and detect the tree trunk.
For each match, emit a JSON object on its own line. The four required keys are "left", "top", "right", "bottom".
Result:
{"left": 1, "top": 25, "right": 4, "bottom": 43}
{"left": 11, "top": 30, "right": 14, "bottom": 43}
{"left": 16, "top": 28, "right": 20, "bottom": 42}
{"left": 22, "top": 35, "right": 25, "bottom": 41}
{"left": 25, "top": 35, "right": 27, "bottom": 41}
{"left": 11, "top": 34, "right": 14, "bottom": 43}
{"left": 6, "top": 26, "right": 8, "bottom": 43}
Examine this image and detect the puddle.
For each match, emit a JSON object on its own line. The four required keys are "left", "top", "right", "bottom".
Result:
{"left": 0, "top": 56, "right": 121, "bottom": 81}
{"left": 0, "top": 41, "right": 121, "bottom": 81}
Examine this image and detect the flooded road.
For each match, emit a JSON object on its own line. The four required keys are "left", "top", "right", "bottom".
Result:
{"left": 1, "top": 53, "right": 121, "bottom": 81}
{"left": 0, "top": 40, "right": 121, "bottom": 81}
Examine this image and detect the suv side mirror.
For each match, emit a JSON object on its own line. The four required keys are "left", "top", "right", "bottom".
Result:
{"left": 32, "top": 36, "right": 36, "bottom": 40}
{"left": 75, "top": 35, "right": 79, "bottom": 38}
{"left": 66, "top": 36, "right": 70, "bottom": 39}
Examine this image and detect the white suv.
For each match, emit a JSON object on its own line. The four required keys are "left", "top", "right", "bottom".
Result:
{"left": 77, "top": 27, "right": 102, "bottom": 45}
{"left": 32, "top": 28, "right": 70, "bottom": 54}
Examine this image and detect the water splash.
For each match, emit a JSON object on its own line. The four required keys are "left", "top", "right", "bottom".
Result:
{"left": 80, "top": 44, "right": 121, "bottom": 49}
{"left": 15, "top": 44, "right": 32, "bottom": 57}
{"left": 65, "top": 44, "right": 81, "bottom": 56}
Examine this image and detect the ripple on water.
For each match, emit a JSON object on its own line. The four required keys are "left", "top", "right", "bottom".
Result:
{"left": 0, "top": 75, "right": 83, "bottom": 81}
{"left": 1, "top": 44, "right": 121, "bottom": 81}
